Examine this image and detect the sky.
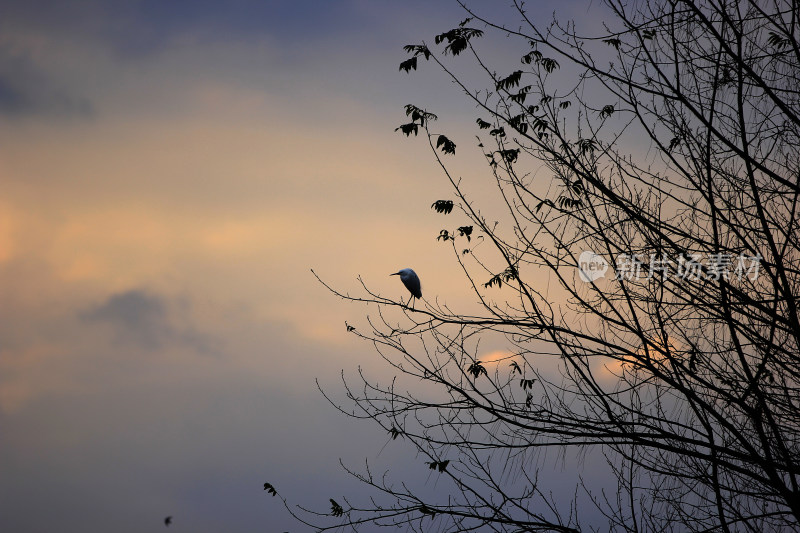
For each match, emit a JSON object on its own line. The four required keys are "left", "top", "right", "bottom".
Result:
{"left": 0, "top": 1, "right": 603, "bottom": 532}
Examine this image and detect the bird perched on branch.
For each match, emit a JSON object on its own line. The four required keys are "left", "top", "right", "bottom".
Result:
{"left": 391, "top": 268, "right": 422, "bottom": 308}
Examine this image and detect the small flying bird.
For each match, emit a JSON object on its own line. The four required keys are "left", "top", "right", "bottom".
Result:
{"left": 164, "top": 516, "right": 172, "bottom": 527}
{"left": 390, "top": 268, "right": 422, "bottom": 308}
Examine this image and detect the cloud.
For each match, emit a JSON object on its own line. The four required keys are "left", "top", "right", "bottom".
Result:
{"left": 0, "top": 74, "right": 92, "bottom": 118}
{"left": 0, "top": 33, "right": 94, "bottom": 118}
{"left": 0, "top": 0, "right": 372, "bottom": 61}
{"left": 81, "top": 289, "right": 169, "bottom": 348}
{"left": 0, "top": 76, "right": 28, "bottom": 114}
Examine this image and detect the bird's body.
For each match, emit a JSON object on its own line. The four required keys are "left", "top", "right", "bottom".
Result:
{"left": 391, "top": 268, "right": 422, "bottom": 307}
{"left": 164, "top": 516, "right": 172, "bottom": 527}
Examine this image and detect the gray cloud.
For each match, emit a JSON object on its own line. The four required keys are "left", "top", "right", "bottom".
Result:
{"left": 0, "top": 0, "right": 368, "bottom": 60}
{"left": 0, "top": 77, "right": 29, "bottom": 114}
{"left": 0, "top": 76, "right": 92, "bottom": 118}
{"left": 79, "top": 289, "right": 224, "bottom": 357}
{"left": 81, "top": 289, "right": 169, "bottom": 348}
{"left": 0, "top": 53, "right": 93, "bottom": 118}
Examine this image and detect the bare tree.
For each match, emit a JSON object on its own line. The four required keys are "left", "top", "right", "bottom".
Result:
{"left": 298, "top": 1, "right": 800, "bottom": 531}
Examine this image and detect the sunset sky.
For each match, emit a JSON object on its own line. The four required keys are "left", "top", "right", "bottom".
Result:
{"left": 0, "top": 1, "right": 599, "bottom": 531}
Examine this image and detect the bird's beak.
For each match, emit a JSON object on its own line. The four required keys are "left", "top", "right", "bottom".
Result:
{"left": 390, "top": 272, "right": 400, "bottom": 276}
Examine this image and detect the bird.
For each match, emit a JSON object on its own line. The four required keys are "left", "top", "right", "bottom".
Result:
{"left": 391, "top": 268, "right": 422, "bottom": 308}
{"left": 164, "top": 516, "right": 172, "bottom": 527}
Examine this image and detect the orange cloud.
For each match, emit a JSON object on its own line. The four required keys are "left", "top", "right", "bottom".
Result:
{"left": 479, "top": 350, "right": 516, "bottom": 364}
{"left": 596, "top": 335, "right": 684, "bottom": 379}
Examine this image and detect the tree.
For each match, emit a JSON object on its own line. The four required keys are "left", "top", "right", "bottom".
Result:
{"left": 302, "top": 1, "right": 800, "bottom": 531}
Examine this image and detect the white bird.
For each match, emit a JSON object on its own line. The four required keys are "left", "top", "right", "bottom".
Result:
{"left": 391, "top": 268, "right": 422, "bottom": 307}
